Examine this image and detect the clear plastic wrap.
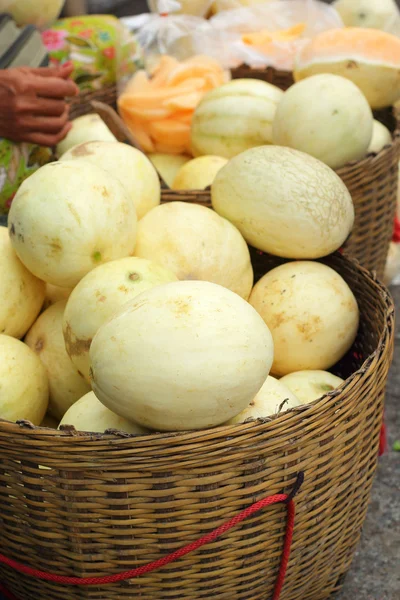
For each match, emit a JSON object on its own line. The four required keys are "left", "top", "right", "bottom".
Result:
{"left": 122, "top": 0, "right": 343, "bottom": 71}
{"left": 147, "top": 0, "right": 214, "bottom": 17}
{"left": 120, "top": 12, "right": 216, "bottom": 71}
{"left": 208, "top": 0, "right": 343, "bottom": 71}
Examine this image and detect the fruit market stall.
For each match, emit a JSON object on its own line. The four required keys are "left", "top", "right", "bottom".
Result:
{"left": 0, "top": 1, "right": 399, "bottom": 599}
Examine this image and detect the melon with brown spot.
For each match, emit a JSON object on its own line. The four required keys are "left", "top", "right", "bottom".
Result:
{"left": 25, "top": 301, "right": 91, "bottom": 420}
{"left": 249, "top": 261, "right": 359, "bottom": 376}
{"left": 8, "top": 161, "right": 137, "bottom": 288}
{"left": 134, "top": 201, "right": 253, "bottom": 299}
{"left": 333, "top": 0, "right": 400, "bottom": 31}
{"left": 60, "top": 141, "right": 161, "bottom": 220}
{"left": 63, "top": 257, "right": 178, "bottom": 382}
{"left": 90, "top": 280, "right": 274, "bottom": 431}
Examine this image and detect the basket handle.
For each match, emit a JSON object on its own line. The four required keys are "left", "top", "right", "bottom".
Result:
{"left": 0, "top": 472, "right": 304, "bottom": 599}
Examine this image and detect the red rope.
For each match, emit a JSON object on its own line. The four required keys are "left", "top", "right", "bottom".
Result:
{"left": 0, "top": 474, "right": 303, "bottom": 598}
{"left": 392, "top": 216, "right": 400, "bottom": 243}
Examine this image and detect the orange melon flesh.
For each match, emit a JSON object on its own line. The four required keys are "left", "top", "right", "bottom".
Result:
{"left": 294, "top": 28, "right": 400, "bottom": 108}
{"left": 118, "top": 55, "right": 228, "bottom": 155}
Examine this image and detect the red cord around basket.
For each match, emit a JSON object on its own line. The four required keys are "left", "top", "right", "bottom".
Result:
{"left": 0, "top": 473, "right": 303, "bottom": 600}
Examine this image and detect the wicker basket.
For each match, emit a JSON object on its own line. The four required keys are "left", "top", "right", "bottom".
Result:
{"left": 231, "top": 64, "right": 294, "bottom": 91}
{"left": 161, "top": 109, "right": 400, "bottom": 279}
{"left": 84, "top": 101, "right": 400, "bottom": 278}
{"left": 69, "top": 85, "right": 117, "bottom": 120}
{"left": 337, "top": 108, "right": 400, "bottom": 279}
{"left": 229, "top": 69, "right": 400, "bottom": 279}
{"left": 0, "top": 246, "right": 394, "bottom": 600}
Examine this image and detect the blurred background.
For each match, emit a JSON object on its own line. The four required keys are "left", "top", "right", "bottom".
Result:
{"left": 64, "top": 0, "right": 339, "bottom": 18}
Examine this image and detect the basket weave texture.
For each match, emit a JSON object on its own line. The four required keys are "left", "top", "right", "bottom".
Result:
{"left": 337, "top": 108, "right": 400, "bottom": 278}
{"left": 69, "top": 85, "right": 117, "bottom": 120}
{"left": 231, "top": 64, "right": 294, "bottom": 90}
{"left": 0, "top": 247, "right": 394, "bottom": 600}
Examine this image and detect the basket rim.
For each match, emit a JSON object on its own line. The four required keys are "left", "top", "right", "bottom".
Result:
{"left": 0, "top": 252, "right": 394, "bottom": 445}
{"left": 159, "top": 106, "right": 400, "bottom": 194}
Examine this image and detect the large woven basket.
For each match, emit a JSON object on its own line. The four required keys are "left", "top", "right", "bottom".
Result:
{"left": 0, "top": 246, "right": 394, "bottom": 600}
{"left": 337, "top": 108, "right": 400, "bottom": 278}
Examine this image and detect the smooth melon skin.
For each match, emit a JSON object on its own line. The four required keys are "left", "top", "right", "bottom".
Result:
{"left": 294, "top": 28, "right": 400, "bottom": 109}
{"left": 191, "top": 79, "right": 283, "bottom": 159}
{"left": 43, "top": 283, "right": 73, "bottom": 310}
{"left": 272, "top": 74, "right": 373, "bottom": 169}
{"left": 25, "top": 301, "right": 91, "bottom": 420}
{"left": 134, "top": 202, "right": 253, "bottom": 299}
{"left": 1, "top": 0, "right": 65, "bottom": 29}
{"left": 172, "top": 156, "right": 228, "bottom": 190}
{"left": 333, "top": 0, "right": 400, "bottom": 30}
{"left": 211, "top": 145, "right": 354, "bottom": 259}
{"left": 56, "top": 113, "right": 117, "bottom": 157}
{"left": 63, "top": 257, "right": 178, "bottom": 382}
{"left": 61, "top": 141, "right": 161, "bottom": 220}
{"left": 249, "top": 261, "right": 359, "bottom": 377}
{"left": 224, "top": 376, "right": 301, "bottom": 425}
{"left": 8, "top": 161, "right": 137, "bottom": 288}
{"left": 90, "top": 280, "right": 274, "bottom": 432}
{"left": 0, "top": 334, "right": 48, "bottom": 425}
{"left": 280, "top": 370, "right": 345, "bottom": 405}
{"left": 147, "top": 153, "right": 191, "bottom": 188}
{"left": 0, "top": 227, "right": 45, "bottom": 339}
{"left": 367, "top": 120, "right": 392, "bottom": 154}
{"left": 59, "top": 391, "right": 149, "bottom": 434}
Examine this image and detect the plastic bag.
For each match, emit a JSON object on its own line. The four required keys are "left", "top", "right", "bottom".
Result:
{"left": 147, "top": 0, "right": 214, "bottom": 18}
{"left": 208, "top": 0, "right": 344, "bottom": 71}
{"left": 211, "top": 0, "right": 275, "bottom": 13}
{"left": 121, "top": 12, "right": 217, "bottom": 72}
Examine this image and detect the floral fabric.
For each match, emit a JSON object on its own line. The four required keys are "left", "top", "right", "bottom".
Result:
{"left": 0, "top": 15, "right": 143, "bottom": 214}
{"left": 42, "top": 15, "right": 143, "bottom": 91}
{"left": 0, "top": 142, "right": 52, "bottom": 215}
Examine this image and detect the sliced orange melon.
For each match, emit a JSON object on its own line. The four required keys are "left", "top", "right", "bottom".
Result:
{"left": 294, "top": 28, "right": 400, "bottom": 108}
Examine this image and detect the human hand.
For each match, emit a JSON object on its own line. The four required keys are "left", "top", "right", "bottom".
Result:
{"left": 0, "top": 63, "right": 79, "bottom": 146}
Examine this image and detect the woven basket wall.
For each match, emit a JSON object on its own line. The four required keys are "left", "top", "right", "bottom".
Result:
{"left": 337, "top": 108, "right": 400, "bottom": 279}
{"left": 0, "top": 248, "right": 394, "bottom": 600}
{"left": 231, "top": 64, "right": 294, "bottom": 90}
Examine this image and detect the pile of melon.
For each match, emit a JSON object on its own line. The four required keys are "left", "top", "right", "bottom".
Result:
{"left": 0, "top": 133, "right": 361, "bottom": 435}
{"left": 109, "top": 42, "right": 399, "bottom": 197}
